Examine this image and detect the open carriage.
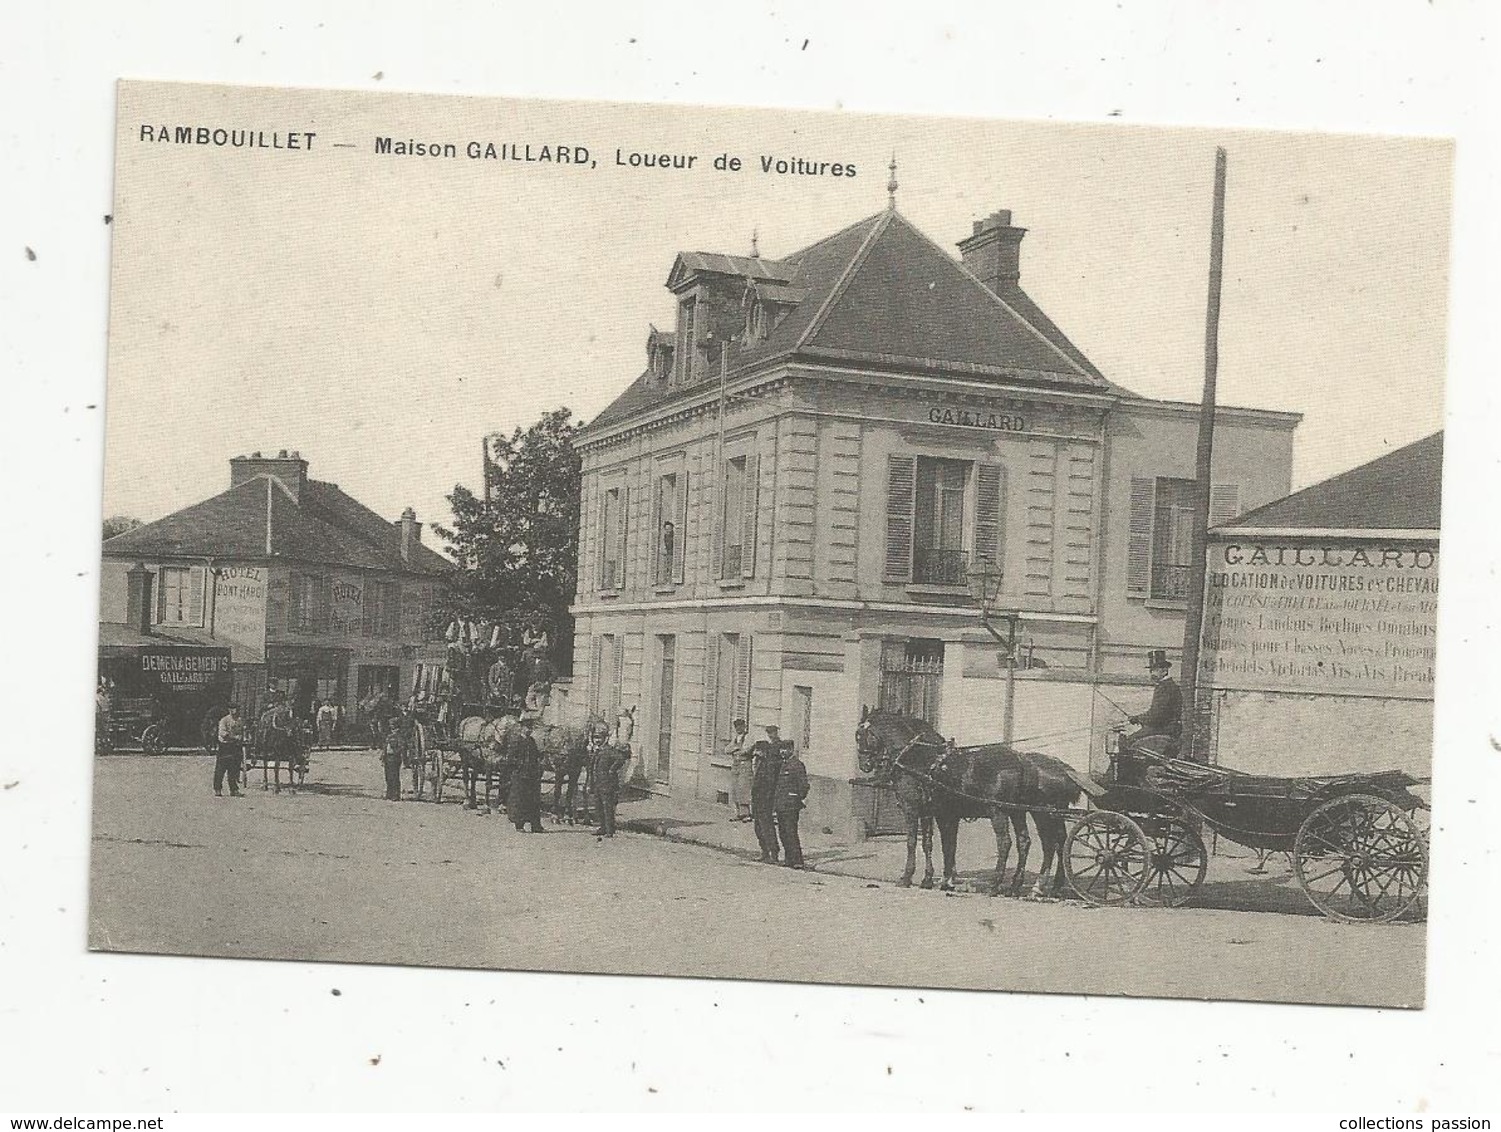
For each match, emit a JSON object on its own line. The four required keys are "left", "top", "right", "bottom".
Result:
{"left": 95, "top": 694, "right": 167, "bottom": 755}
{"left": 1063, "top": 727, "right": 1430, "bottom": 922}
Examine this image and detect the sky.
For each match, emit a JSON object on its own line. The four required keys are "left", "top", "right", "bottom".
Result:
{"left": 103, "top": 80, "right": 1453, "bottom": 539}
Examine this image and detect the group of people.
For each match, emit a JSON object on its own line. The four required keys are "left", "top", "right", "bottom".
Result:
{"left": 725, "top": 719, "right": 811, "bottom": 869}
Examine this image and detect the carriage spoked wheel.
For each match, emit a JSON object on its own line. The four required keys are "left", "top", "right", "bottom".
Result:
{"left": 1064, "top": 811, "right": 1150, "bottom": 906}
{"left": 141, "top": 723, "right": 167, "bottom": 756}
{"left": 1293, "top": 793, "right": 1427, "bottom": 923}
{"left": 1134, "top": 814, "right": 1208, "bottom": 908}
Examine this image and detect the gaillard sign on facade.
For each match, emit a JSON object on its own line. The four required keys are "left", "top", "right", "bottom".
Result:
{"left": 926, "top": 405, "right": 1026, "bottom": 432}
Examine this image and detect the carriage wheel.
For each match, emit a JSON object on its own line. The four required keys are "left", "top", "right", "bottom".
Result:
{"left": 1064, "top": 811, "right": 1150, "bottom": 906}
{"left": 1136, "top": 815, "right": 1207, "bottom": 908}
{"left": 1293, "top": 793, "right": 1427, "bottom": 923}
{"left": 141, "top": 724, "right": 167, "bottom": 756}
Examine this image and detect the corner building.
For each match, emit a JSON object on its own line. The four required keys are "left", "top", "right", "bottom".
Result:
{"left": 572, "top": 205, "right": 1301, "bottom": 835}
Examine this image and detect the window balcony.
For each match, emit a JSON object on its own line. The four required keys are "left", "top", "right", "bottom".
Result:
{"left": 913, "top": 547, "right": 969, "bottom": 587}
{"left": 1151, "top": 563, "right": 1191, "bottom": 601}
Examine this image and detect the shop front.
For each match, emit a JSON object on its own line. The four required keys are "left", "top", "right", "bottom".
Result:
{"left": 266, "top": 644, "right": 352, "bottom": 724}
{"left": 98, "top": 625, "right": 233, "bottom": 747}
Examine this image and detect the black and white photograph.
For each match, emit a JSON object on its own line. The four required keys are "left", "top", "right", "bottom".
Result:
{"left": 90, "top": 79, "right": 1447, "bottom": 1008}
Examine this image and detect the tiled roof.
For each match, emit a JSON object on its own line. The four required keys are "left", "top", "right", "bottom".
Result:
{"left": 1228, "top": 432, "right": 1443, "bottom": 532}
{"left": 102, "top": 476, "right": 452, "bottom": 574}
{"left": 587, "top": 208, "right": 1121, "bottom": 434}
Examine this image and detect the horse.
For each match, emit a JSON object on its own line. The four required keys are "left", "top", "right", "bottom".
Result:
{"left": 455, "top": 714, "right": 512, "bottom": 812}
{"left": 854, "top": 707, "right": 1087, "bottom": 896}
{"left": 250, "top": 717, "right": 310, "bottom": 794}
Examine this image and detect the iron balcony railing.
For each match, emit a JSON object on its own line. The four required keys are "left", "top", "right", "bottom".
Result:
{"left": 913, "top": 547, "right": 969, "bottom": 586}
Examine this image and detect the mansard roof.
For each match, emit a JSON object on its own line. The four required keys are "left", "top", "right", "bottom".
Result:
{"left": 589, "top": 207, "right": 1125, "bottom": 433}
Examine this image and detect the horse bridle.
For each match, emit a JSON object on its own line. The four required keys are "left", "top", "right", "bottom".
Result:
{"left": 863, "top": 723, "right": 944, "bottom": 787}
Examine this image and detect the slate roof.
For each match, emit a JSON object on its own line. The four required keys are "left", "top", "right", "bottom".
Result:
{"left": 588, "top": 208, "right": 1128, "bottom": 433}
{"left": 1227, "top": 432, "right": 1444, "bottom": 532}
{"left": 102, "top": 476, "right": 452, "bottom": 574}
{"left": 99, "top": 622, "right": 227, "bottom": 656}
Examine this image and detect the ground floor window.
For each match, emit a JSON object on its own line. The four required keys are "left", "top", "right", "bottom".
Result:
{"left": 703, "top": 632, "right": 752, "bottom": 769}
{"left": 878, "top": 639, "right": 944, "bottom": 725}
{"left": 655, "top": 636, "right": 675, "bottom": 785}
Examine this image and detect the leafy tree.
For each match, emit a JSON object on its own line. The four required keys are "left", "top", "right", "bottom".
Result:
{"left": 432, "top": 407, "right": 582, "bottom": 672}
{"left": 102, "top": 515, "right": 143, "bottom": 541}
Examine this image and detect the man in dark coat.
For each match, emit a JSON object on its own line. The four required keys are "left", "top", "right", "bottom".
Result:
{"left": 590, "top": 729, "right": 631, "bottom": 838}
{"left": 1128, "top": 649, "right": 1184, "bottom": 754}
{"left": 381, "top": 717, "right": 405, "bottom": 801}
{"left": 750, "top": 725, "right": 785, "bottom": 863}
{"left": 504, "top": 715, "right": 545, "bottom": 833}
{"left": 772, "top": 740, "right": 811, "bottom": 868}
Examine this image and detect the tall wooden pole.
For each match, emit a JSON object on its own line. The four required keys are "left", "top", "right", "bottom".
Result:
{"left": 1180, "top": 146, "right": 1227, "bottom": 758}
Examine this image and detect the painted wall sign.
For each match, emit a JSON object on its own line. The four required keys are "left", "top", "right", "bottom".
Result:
{"left": 1200, "top": 540, "right": 1438, "bottom": 700}
{"left": 138, "top": 649, "right": 232, "bottom": 691}
{"left": 212, "top": 565, "right": 267, "bottom": 663}
{"left": 330, "top": 575, "right": 365, "bottom": 635}
{"left": 927, "top": 406, "right": 1026, "bottom": 432}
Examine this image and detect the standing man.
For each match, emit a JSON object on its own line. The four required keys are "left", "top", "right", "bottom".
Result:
{"left": 1128, "top": 649, "right": 1184, "bottom": 755}
{"left": 773, "top": 738, "right": 811, "bottom": 869}
{"left": 590, "top": 727, "right": 631, "bottom": 838}
{"left": 504, "top": 714, "right": 546, "bottom": 833}
{"left": 750, "top": 725, "right": 784, "bottom": 864}
{"left": 727, "top": 718, "right": 753, "bottom": 822}
{"left": 214, "top": 705, "right": 245, "bottom": 797}
{"left": 381, "top": 716, "right": 405, "bottom": 801}
{"left": 317, "top": 699, "right": 337, "bottom": 749}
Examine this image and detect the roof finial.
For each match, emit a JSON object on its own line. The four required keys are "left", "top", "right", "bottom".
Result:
{"left": 887, "top": 153, "right": 899, "bottom": 211}
{"left": 751, "top": 226, "right": 759, "bottom": 257}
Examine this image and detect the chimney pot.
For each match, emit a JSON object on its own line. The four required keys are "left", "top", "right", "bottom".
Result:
{"left": 251, "top": 451, "right": 262, "bottom": 458}
{"left": 277, "top": 449, "right": 289, "bottom": 458}
{"left": 972, "top": 220, "right": 984, "bottom": 235}
{"left": 125, "top": 562, "right": 154, "bottom": 636}
{"left": 958, "top": 206, "right": 1027, "bottom": 291}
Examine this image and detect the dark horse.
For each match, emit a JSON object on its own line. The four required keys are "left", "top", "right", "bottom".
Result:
{"left": 855, "top": 707, "right": 1091, "bottom": 896}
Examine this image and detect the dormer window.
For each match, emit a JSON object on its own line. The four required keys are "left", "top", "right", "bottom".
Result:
{"left": 675, "top": 296, "right": 697, "bottom": 385}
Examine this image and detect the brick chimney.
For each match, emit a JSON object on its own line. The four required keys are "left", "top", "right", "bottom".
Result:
{"left": 126, "top": 562, "right": 154, "bottom": 636}
{"left": 396, "top": 507, "right": 421, "bottom": 564}
{"left": 230, "top": 449, "right": 309, "bottom": 502}
{"left": 957, "top": 209, "right": 1028, "bottom": 293}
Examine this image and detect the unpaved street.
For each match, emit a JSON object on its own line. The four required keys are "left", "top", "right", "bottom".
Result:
{"left": 89, "top": 752, "right": 1425, "bottom": 1006}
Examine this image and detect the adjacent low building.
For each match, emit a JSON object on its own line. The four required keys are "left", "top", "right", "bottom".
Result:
{"left": 1199, "top": 431, "right": 1441, "bottom": 780}
{"left": 571, "top": 199, "right": 1302, "bottom": 834}
{"left": 100, "top": 450, "right": 451, "bottom": 727}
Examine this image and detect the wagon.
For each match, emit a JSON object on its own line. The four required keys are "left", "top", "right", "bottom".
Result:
{"left": 1063, "top": 727, "right": 1430, "bottom": 922}
{"left": 404, "top": 696, "right": 514, "bottom": 806}
{"left": 95, "top": 695, "right": 168, "bottom": 755}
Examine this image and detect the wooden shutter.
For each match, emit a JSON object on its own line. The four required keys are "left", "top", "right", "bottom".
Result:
{"left": 386, "top": 583, "right": 402, "bottom": 636}
{"left": 973, "top": 462, "right": 1005, "bottom": 575}
{"left": 672, "top": 472, "right": 689, "bottom": 584}
{"left": 649, "top": 476, "right": 662, "bottom": 586}
{"left": 734, "top": 635, "right": 753, "bottom": 723}
{"left": 884, "top": 455, "right": 917, "bottom": 581}
{"left": 1127, "top": 477, "right": 1156, "bottom": 597}
{"left": 701, "top": 634, "right": 720, "bottom": 756}
{"left": 712, "top": 462, "right": 727, "bottom": 581}
{"left": 611, "top": 635, "right": 625, "bottom": 716}
{"left": 1209, "top": 482, "right": 1241, "bottom": 529}
{"left": 589, "top": 635, "right": 604, "bottom": 714}
{"left": 593, "top": 482, "right": 605, "bottom": 591}
{"left": 615, "top": 485, "right": 629, "bottom": 591}
{"left": 740, "top": 452, "right": 759, "bottom": 579}
{"left": 187, "top": 567, "right": 205, "bottom": 626}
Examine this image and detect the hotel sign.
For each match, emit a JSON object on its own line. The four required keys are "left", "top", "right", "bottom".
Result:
{"left": 926, "top": 406, "right": 1026, "bottom": 432}
{"left": 1200, "top": 540, "right": 1438, "bottom": 701}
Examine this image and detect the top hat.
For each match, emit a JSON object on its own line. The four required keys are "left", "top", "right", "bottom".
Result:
{"left": 764, "top": 724, "right": 780, "bottom": 736}
{"left": 1146, "top": 649, "right": 1172, "bottom": 671}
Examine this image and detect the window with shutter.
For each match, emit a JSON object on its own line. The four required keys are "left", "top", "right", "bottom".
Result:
{"left": 1149, "top": 477, "right": 1196, "bottom": 601}
{"left": 973, "top": 462, "right": 1005, "bottom": 577}
{"left": 1209, "top": 482, "right": 1241, "bottom": 529}
{"left": 672, "top": 472, "right": 689, "bottom": 584}
{"left": 1126, "top": 477, "right": 1156, "bottom": 597}
{"left": 740, "top": 452, "right": 759, "bottom": 579}
{"left": 654, "top": 473, "right": 678, "bottom": 588}
{"left": 884, "top": 454, "right": 917, "bottom": 581}
{"left": 615, "top": 484, "right": 629, "bottom": 591}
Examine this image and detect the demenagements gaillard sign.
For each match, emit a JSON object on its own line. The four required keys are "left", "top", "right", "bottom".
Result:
{"left": 1200, "top": 540, "right": 1438, "bottom": 701}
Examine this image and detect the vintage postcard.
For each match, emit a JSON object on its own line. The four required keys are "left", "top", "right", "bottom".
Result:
{"left": 93, "top": 79, "right": 1449, "bottom": 1007}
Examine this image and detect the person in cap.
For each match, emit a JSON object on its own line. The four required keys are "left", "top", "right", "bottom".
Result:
{"left": 726, "top": 718, "right": 753, "bottom": 821}
{"left": 750, "top": 725, "right": 785, "bottom": 863}
{"left": 381, "top": 714, "right": 406, "bottom": 801}
{"left": 589, "top": 722, "right": 631, "bottom": 838}
{"left": 1128, "top": 649, "right": 1183, "bottom": 753}
{"left": 772, "top": 737, "right": 811, "bottom": 869}
{"left": 504, "top": 712, "right": 546, "bottom": 833}
{"left": 214, "top": 705, "right": 245, "bottom": 797}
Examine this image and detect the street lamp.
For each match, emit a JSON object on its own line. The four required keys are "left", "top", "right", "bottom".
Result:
{"left": 968, "top": 558, "right": 1020, "bottom": 744}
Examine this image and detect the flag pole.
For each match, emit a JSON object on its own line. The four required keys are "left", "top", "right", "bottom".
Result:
{"left": 1180, "top": 146, "right": 1227, "bottom": 759}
